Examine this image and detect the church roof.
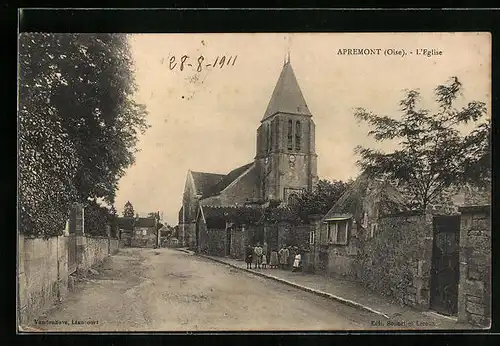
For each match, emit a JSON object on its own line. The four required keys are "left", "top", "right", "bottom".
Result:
{"left": 200, "top": 205, "right": 263, "bottom": 225}
{"left": 262, "top": 61, "right": 312, "bottom": 122}
{"left": 190, "top": 171, "right": 225, "bottom": 196}
{"left": 202, "top": 162, "right": 255, "bottom": 198}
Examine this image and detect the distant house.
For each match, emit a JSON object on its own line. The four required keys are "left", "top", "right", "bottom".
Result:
{"left": 131, "top": 217, "right": 157, "bottom": 248}
{"left": 117, "top": 216, "right": 158, "bottom": 248}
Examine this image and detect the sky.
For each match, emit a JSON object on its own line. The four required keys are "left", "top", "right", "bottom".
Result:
{"left": 114, "top": 33, "right": 491, "bottom": 225}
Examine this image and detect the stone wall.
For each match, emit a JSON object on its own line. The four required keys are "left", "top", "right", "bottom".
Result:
{"left": 18, "top": 234, "right": 68, "bottom": 326}
{"left": 109, "top": 238, "right": 120, "bottom": 255}
{"left": 206, "top": 229, "right": 226, "bottom": 257}
{"left": 76, "top": 236, "right": 109, "bottom": 270}
{"left": 18, "top": 233, "right": 120, "bottom": 326}
{"left": 184, "top": 223, "right": 196, "bottom": 248}
{"left": 312, "top": 212, "right": 434, "bottom": 309}
{"left": 357, "top": 213, "right": 434, "bottom": 309}
{"left": 458, "top": 205, "right": 491, "bottom": 327}
{"left": 230, "top": 227, "right": 245, "bottom": 260}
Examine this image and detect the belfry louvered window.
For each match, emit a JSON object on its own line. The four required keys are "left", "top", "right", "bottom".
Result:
{"left": 295, "top": 121, "right": 301, "bottom": 151}
{"left": 287, "top": 120, "right": 293, "bottom": 150}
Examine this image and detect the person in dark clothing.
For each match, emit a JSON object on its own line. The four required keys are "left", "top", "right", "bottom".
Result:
{"left": 245, "top": 245, "right": 253, "bottom": 269}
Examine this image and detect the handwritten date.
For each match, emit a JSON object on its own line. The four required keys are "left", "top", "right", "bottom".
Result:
{"left": 168, "top": 55, "right": 238, "bottom": 72}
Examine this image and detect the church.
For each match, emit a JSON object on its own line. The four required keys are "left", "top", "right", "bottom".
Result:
{"left": 178, "top": 57, "right": 318, "bottom": 256}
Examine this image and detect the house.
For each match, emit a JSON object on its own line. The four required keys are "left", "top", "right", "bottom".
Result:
{"left": 117, "top": 216, "right": 158, "bottom": 248}
{"left": 307, "top": 171, "right": 491, "bottom": 325}
{"left": 131, "top": 217, "right": 158, "bottom": 248}
{"left": 179, "top": 57, "right": 319, "bottom": 255}
{"left": 312, "top": 171, "right": 408, "bottom": 277}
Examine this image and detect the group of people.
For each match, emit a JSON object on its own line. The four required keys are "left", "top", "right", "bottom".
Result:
{"left": 245, "top": 243, "right": 303, "bottom": 272}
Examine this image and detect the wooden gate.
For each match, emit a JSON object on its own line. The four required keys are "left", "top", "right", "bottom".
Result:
{"left": 430, "top": 215, "right": 460, "bottom": 316}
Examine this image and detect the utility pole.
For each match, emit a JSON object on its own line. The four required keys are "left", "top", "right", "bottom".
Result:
{"left": 156, "top": 211, "right": 161, "bottom": 248}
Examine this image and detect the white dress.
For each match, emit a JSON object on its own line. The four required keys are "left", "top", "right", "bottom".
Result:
{"left": 293, "top": 254, "right": 301, "bottom": 268}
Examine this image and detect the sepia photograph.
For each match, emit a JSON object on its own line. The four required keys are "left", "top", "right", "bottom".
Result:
{"left": 17, "top": 31, "right": 491, "bottom": 332}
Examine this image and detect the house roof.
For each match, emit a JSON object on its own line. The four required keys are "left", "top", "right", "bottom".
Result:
{"left": 190, "top": 171, "right": 225, "bottom": 196}
{"left": 201, "top": 162, "right": 255, "bottom": 198}
{"left": 322, "top": 171, "right": 407, "bottom": 221}
{"left": 117, "top": 217, "right": 135, "bottom": 230}
{"left": 262, "top": 61, "right": 312, "bottom": 122}
{"left": 134, "top": 217, "right": 156, "bottom": 228}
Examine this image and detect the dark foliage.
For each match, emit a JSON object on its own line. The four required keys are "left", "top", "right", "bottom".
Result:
{"left": 19, "top": 33, "right": 149, "bottom": 237}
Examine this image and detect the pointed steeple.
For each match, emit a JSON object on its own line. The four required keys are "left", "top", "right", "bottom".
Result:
{"left": 262, "top": 60, "right": 312, "bottom": 122}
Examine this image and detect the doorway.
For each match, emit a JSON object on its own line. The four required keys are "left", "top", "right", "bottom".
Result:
{"left": 430, "top": 215, "right": 460, "bottom": 316}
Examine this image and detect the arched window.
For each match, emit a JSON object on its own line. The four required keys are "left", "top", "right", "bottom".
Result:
{"left": 287, "top": 119, "right": 293, "bottom": 150}
{"left": 295, "top": 121, "right": 301, "bottom": 151}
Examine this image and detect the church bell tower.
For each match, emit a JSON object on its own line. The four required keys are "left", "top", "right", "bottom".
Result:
{"left": 255, "top": 56, "right": 318, "bottom": 204}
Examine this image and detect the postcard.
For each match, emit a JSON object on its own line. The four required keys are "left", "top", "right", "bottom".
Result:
{"left": 18, "top": 32, "right": 491, "bottom": 332}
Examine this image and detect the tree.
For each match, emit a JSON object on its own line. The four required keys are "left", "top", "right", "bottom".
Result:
{"left": 290, "top": 179, "right": 350, "bottom": 223}
{"left": 84, "top": 199, "right": 112, "bottom": 237}
{"left": 354, "top": 77, "right": 489, "bottom": 211}
{"left": 19, "top": 33, "right": 149, "bottom": 237}
{"left": 123, "top": 201, "right": 135, "bottom": 217}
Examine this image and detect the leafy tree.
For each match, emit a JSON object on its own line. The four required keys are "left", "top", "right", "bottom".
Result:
{"left": 354, "top": 77, "right": 489, "bottom": 211}
{"left": 84, "top": 200, "right": 112, "bottom": 237}
{"left": 290, "top": 179, "right": 350, "bottom": 223}
{"left": 123, "top": 201, "right": 135, "bottom": 217}
{"left": 19, "top": 33, "right": 149, "bottom": 237}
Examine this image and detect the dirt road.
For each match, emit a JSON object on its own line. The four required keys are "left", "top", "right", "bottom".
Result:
{"left": 25, "top": 247, "right": 380, "bottom": 331}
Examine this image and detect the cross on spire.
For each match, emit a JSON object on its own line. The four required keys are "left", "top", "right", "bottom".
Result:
{"left": 284, "top": 34, "right": 292, "bottom": 65}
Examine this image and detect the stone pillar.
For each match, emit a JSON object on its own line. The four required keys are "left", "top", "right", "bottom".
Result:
{"left": 74, "top": 203, "right": 87, "bottom": 272}
{"left": 457, "top": 205, "right": 491, "bottom": 327}
{"left": 307, "top": 214, "right": 323, "bottom": 273}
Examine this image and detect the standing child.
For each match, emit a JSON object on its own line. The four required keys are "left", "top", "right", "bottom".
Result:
{"left": 245, "top": 245, "right": 253, "bottom": 269}
{"left": 292, "top": 251, "right": 302, "bottom": 272}
{"left": 270, "top": 249, "right": 279, "bottom": 269}
{"left": 262, "top": 253, "right": 267, "bottom": 269}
